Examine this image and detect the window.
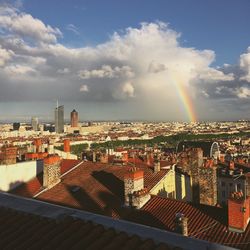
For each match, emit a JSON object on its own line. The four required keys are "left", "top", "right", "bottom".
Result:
{"left": 222, "top": 191, "right": 226, "bottom": 198}
{"left": 237, "top": 183, "right": 241, "bottom": 191}
{"left": 221, "top": 181, "right": 225, "bottom": 187}
{"left": 229, "top": 183, "right": 233, "bottom": 187}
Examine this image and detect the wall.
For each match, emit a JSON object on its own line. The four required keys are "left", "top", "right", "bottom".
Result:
{"left": 199, "top": 167, "right": 217, "bottom": 206}
{"left": 217, "top": 176, "right": 246, "bottom": 206}
{"left": 175, "top": 172, "right": 192, "bottom": 202}
{"left": 54, "top": 149, "right": 77, "bottom": 160}
{"left": 150, "top": 170, "right": 176, "bottom": 199}
{"left": 0, "top": 160, "right": 43, "bottom": 191}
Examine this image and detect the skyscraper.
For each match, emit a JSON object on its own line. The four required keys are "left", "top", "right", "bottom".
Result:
{"left": 31, "top": 117, "right": 39, "bottom": 131}
{"left": 70, "top": 109, "right": 78, "bottom": 127}
{"left": 55, "top": 105, "right": 64, "bottom": 133}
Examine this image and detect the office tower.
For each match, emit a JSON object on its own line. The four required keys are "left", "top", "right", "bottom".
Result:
{"left": 55, "top": 105, "right": 64, "bottom": 133}
{"left": 70, "top": 109, "right": 78, "bottom": 127}
{"left": 13, "top": 122, "right": 20, "bottom": 131}
{"left": 31, "top": 117, "right": 39, "bottom": 131}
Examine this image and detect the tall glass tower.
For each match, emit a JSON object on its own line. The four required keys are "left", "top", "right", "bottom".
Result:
{"left": 55, "top": 105, "right": 64, "bottom": 133}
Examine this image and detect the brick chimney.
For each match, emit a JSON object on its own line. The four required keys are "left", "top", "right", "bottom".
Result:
{"left": 63, "top": 139, "right": 70, "bottom": 153}
{"left": 124, "top": 168, "right": 150, "bottom": 208}
{"left": 228, "top": 191, "right": 250, "bottom": 233}
{"left": 34, "top": 138, "right": 42, "bottom": 153}
{"left": 174, "top": 213, "right": 188, "bottom": 236}
{"left": 199, "top": 163, "right": 217, "bottom": 206}
{"left": 154, "top": 161, "right": 161, "bottom": 173}
{"left": 1, "top": 145, "right": 17, "bottom": 165}
{"left": 43, "top": 155, "right": 61, "bottom": 189}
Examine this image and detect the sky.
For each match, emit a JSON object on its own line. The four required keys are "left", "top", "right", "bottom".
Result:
{"left": 0, "top": 0, "right": 250, "bottom": 122}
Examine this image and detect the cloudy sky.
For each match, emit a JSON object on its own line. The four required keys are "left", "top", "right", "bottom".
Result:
{"left": 0, "top": 0, "right": 249, "bottom": 122}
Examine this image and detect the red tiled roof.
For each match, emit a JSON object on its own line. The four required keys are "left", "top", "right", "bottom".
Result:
{"left": 36, "top": 161, "right": 169, "bottom": 218}
{"left": 10, "top": 159, "right": 81, "bottom": 198}
{"left": 128, "top": 196, "right": 250, "bottom": 250}
{"left": 61, "top": 159, "right": 81, "bottom": 174}
{"left": 10, "top": 173, "right": 43, "bottom": 198}
{"left": 0, "top": 206, "right": 172, "bottom": 250}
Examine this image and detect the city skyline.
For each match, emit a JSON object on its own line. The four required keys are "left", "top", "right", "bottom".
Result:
{"left": 0, "top": 1, "right": 249, "bottom": 121}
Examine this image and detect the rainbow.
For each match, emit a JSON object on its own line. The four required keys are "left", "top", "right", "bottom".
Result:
{"left": 170, "top": 74, "right": 197, "bottom": 123}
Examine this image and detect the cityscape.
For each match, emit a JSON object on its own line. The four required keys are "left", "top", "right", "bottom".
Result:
{"left": 0, "top": 1, "right": 250, "bottom": 250}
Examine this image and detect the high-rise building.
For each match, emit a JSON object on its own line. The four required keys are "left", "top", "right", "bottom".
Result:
{"left": 55, "top": 105, "right": 64, "bottom": 133}
{"left": 31, "top": 117, "right": 39, "bottom": 131}
{"left": 13, "top": 122, "right": 20, "bottom": 131}
{"left": 70, "top": 109, "right": 78, "bottom": 127}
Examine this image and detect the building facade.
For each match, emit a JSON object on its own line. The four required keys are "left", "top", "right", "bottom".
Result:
{"left": 70, "top": 109, "right": 78, "bottom": 127}
{"left": 55, "top": 105, "right": 64, "bottom": 133}
{"left": 31, "top": 117, "right": 38, "bottom": 131}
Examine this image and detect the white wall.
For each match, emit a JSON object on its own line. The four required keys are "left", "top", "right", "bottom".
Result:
{"left": 0, "top": 160, "right": 43, "bottom": 191}
{"left": 54, "top": 149, "right": 78, "bottom": 160}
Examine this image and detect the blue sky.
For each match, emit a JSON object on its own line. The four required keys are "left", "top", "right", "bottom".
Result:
{"left": 0, "top": 0, "right": 249, "bottom": 121}
{"left": 23, "top": 0, "right": 250, "bottom": 66}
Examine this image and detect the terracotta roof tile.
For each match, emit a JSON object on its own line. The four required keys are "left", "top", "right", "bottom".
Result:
{"left": 128, "top": 195, "right": 250, "bottom": 250}
{"left": 0, "top": 206, "right": 174, "bottom": 250}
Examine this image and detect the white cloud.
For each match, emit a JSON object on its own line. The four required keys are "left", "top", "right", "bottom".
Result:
{"left": 80, "top": 84, "right": 89, "bottom": 92}
{"left": 196, "top": 68, "right": 234, "bottom": 82}
{"left": 236, "top": 87, "right": 250, "bottom": 98}
{"left": 148, "top": 61, "right": 167, "bottom": 73}
{"left": 4, "top": 64, "right": 36, "bottom": 75}
{"left": 78, "top": 65, "right": 134, "bottom": 79}
{"left": 0, "top": 6, "right": 62, "bottom": 44}
{"left": 112, "top": 81, "right": 135, "bottom": 100}
{"left": 66, "top": 24, "right": 80, "bottom": 35}
{"left": 57, "top": 68, "right": 70, "bottom": 74}
{"left": 240, "top": 47, "right": 250, "bottom": 82}
{"left": 0, "top": 45, "right": 13, "bottom": 66}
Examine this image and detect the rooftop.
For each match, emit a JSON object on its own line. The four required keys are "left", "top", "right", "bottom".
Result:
{"left": 0, "top": 192, "right": 234, "bottom": 250}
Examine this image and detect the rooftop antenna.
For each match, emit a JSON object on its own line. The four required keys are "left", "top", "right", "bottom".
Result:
{"left": 56, "top": 99, "right": 59, "bottom": 108}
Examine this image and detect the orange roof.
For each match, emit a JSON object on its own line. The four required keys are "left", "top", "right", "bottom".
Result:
{"left": 35, "top": 162, "right": 168, "bottom": 218}
{"left": 0, "top": 205, "right": 173, "bottom": 250}
{"left": 10, "top": 159, "right": 81, "bottom": 198}
{"left": 129, "top": 196, "right": 250, "bottom": 250}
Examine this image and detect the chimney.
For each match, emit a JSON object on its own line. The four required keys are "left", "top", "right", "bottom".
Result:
{"left": 92, "top": 151, "right": 96, "bottom": 162}
{"left": 174, "top": 213, "right": 188, "bottom": 236}
{"left": 146, "top": 153, "right": 151, "bottom": 165}
{"left": 199, "top": 164, "right": 217, "bottom": 206}
{"left": 1, "top": 145, "right": 17, "bottom": 165}
{"left": 43, "top": 155, "right": 61, "bottom": 189}
{"left": 124, "top": 168, "right": 144, "bottom": 207}
{"left": 63, "top": 139, "right": 70, "bottom": 153}
{"left": 48, "top": 144, "right": 54, "bottom": 154}
{"left": 100, "top": 153, "right": 108, "bottom": 163}
{"left": 229, "top": 161, "right": 235, "bottom": 170}
{"left": 154, "top": 161, "right": 161, "bottom": 173}
{"left": 228, "top": 192, "right": 250, "bottom": 233}
{"left": 122, "top": 152, "right": 128, "bottom": 163}
{"left": 220, "top": 154, "right": 225, "bottom": 163}
{"left": 34, "top": 138, "right": 42, "bottom": 153}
